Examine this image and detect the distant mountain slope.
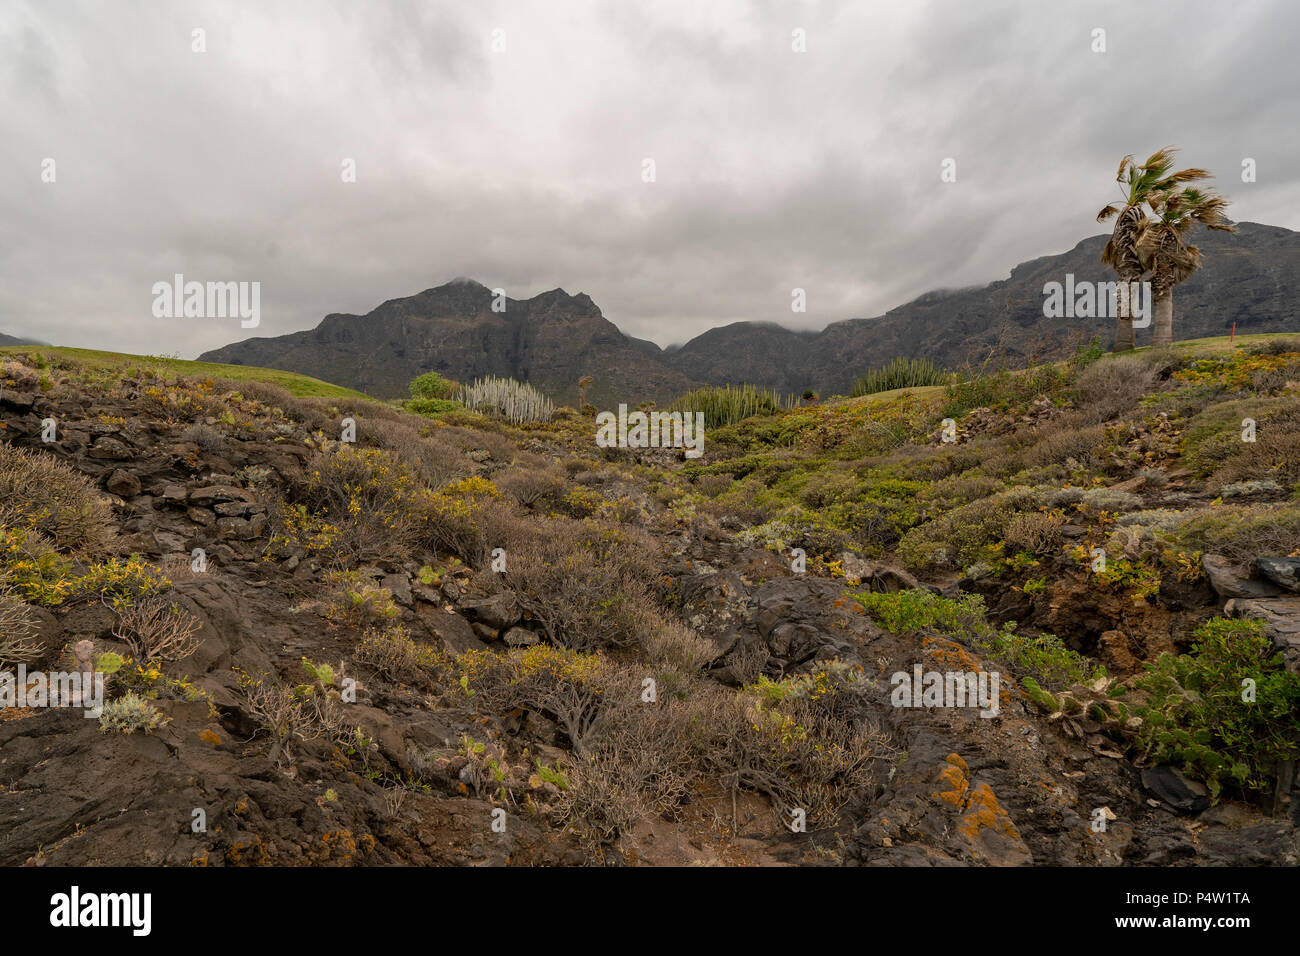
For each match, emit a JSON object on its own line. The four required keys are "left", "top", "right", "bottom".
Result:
{"left": 199, "top": 279, "right": 701, "bottom": 406}
{"left": 0, "top": 332, "right": 46, "bottom": 346}
{"left": 201, "top": 222, "right": 1298, "bottom": 401}
{"left": 670, "top": 221, "right": 1299, "bottom": 394}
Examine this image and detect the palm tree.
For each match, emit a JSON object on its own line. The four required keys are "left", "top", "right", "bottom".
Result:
{"left": 577, "top": 375, "right": 593, "bottom": 410}
{"left": 1097, "top": 147, "right": 1211, "bottom": 351}
{"left": 1135, "top": 187, "right": 1236, "bottom": 347}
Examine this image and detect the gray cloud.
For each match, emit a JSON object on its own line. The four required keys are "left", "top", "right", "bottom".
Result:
{"left": 1, "top": 0, "right": 1296, "bottom": 355}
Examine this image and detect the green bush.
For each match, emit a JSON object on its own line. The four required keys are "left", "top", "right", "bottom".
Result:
{"left": 407, "top": 397, "right": 462, "bottom": 416}
{"left": 1135, "top": 618, "right": 1300, "bottom": 800}
{"left": 409, "top": 371, "right": 456, "bottom": 400}
{"left": 942, "top": 363, "right": 1069, "bottom": 418}
{"left": 897, "top": 488, "right": 1038, "bottom": 571}
{"left": 851, "top": 588, "right": 1103, "bottom": 690}
{"left": 851, "top": 588, "right": 987, "bottom": 642}
{"left": 99, "top": 692, "right": 169, "bottom": 734}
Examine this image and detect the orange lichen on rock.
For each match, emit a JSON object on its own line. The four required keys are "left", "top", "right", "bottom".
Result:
{"left": 932, "top": 753, "right": 971, "bottom": 806}
{"left": 931, "top": 753, "right": 1020, "bottom": 841}
{"left": 958, "top": 783, "right": 1021, "bottom": 840}
{"left": 921, "top": 636, "right": 985, "bottom": 672}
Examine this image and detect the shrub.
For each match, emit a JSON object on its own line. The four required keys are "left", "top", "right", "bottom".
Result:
{"left": 0, "top": 583, "right": 41, "bottom": 666}
{"left": 851, "top": 357, "right": 946, "bottom": 397}
{"left": 355, "top": 625, "right": 446, "bottom": 684}
{"left": 419, "top": 480, "right": 517, "bottom": 565}
{"left": 363, "top": 418, "right": 470, "bottom": 487}
{"left": 459, "top": 644, "right": 630, "bottom": 754}
{"left": 1175, "top": 503, "right": 1300, "bottom": 565}
{"left": 99, "top": 692, "right": 169, "bottom": 734}
{"left": 180, "top": 422, "right": 228, "bottom": 455}
{"left": 642, "top": 620, "right": 715, "bottom": 693}
{"left": 495, "top": 467, "right": 568, "bottom": 508}
{"left": 409, "top": 371, "right": 456, "bottom": 401}
{"left": 1071, "top": 354, "right": 1162, "bottom": 423}
{"left": 1021, "top": 422, "right": 1110, "bottom": 468}
{"left": 1135, "top": 618, "right": 1300, "bottom": 800}
{"left": 1246, "top": 338, "right": 1300, "bottom": 357}
{"left": 852, "top": 588, "right": 988, "bottom": 642}
{"left": 234, "top": 669, "right": 333, "bottom": 768}
{"left": 1182, "top": 395, "right": 1300, "bottom": 482}
{"left": 111, "top": 595, "right": 201, "bottom": 663}
{"left": 323, "top": 571, "right": 401, "bottom": 626}
{"left": 1003, "top": 510, "right": 1064, "bottom": 556}
{"left": 897, "top": 488, "right": 1039, "bottom": 570}
{"left": 852, "top": 589, "right": 1102, "bottom": 690}
{"left": 0, "top": 443, "right": 116, "bottom": 557}
{"left": 501, "top": 519, "right": 662, "bottom": 651}
{"left": 273, "top": 447, "right": 426, "bottom": 566}
{"left": 706, "top": 671, "right": 888, "bottom": 826}
{"left": 942, "top": 363, "right": 1069, "bottom": 418}
{"left": 407, "top": 397, "right": 462, "bottom": 416}
{"left": 1043, "top": 486, "right": 1142, "bottom": 517}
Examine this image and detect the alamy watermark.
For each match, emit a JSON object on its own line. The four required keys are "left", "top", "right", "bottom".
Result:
{"left": 890, "top": 665, "right": 1000, "bottom": 718}
{"left": 1042, "top": 275, "right": 1150, "bottom": 327}
{"left": 595, "top": 404, "right": 705, "bottom": 458}
{"left": 1, "top": 665, "right": 104, "bottom": 717}
{"left": 152, "top": 274, "right": 260, "bottom": 328}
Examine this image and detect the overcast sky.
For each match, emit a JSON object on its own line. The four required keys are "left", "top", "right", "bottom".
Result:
{"left": 2, "top": 0, "right": 1297, "bottom": 355}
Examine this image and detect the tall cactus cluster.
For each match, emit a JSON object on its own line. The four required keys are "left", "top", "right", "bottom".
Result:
{"left": 851, "top": 356, "right": 947, "bottom": 397}
{"left": 667, "top": 383, "right": 797, "bottom": 429}
{"left": 460, "top": 375, "right": 555, "bottom": 425}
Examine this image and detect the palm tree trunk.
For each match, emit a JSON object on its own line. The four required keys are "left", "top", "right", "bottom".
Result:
{"left": 1113, "top": 274, "right": 1137, "bottom": 351}
{"left": 1152, "top": 287, "right": 1174, "bottom": 347}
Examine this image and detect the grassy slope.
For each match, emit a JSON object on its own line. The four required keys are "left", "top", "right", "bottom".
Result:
{"left": 8, "top": 332, "right": 1292, "bottom": 408}
{"left": 0, "top": 346, "right": 372, "bottom": 401}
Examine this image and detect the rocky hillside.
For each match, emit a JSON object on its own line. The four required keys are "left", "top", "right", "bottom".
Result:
{"left": 0, "top": 336, "right": 1297, "bottom": 867}
{"left": 202, "top": 223, "right": 1299, "bottom": 403}
{"left": 671, "top": 222, "right": 1300, "bottom": 394}
{"left": 199, "top": 279, "right": 701, "bottom": 408}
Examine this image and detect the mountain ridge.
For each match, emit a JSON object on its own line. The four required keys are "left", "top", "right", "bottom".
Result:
{"left": 200, "top": 221, "right": 1300, "bottom": 402}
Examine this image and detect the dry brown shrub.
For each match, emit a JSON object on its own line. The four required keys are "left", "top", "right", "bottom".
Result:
{"left": 1022, "top": 422, "right": 1110, "bottom": 468}
{"left": 556, "top": 693, "right": 702, "bottom": 853}
{"left": 0, "top": 443, "right": 116, "bottom": 557}
{"left": 1210, "top": 425, "right": 1300, "bottom": 485}
{"left": 500, "top": 517, "right": 663, "bottom": 651}
{"left": 702, "top": 690, "right": 888, "bottom": 828}
{"left": 364, "top": 418, "right": 470, "bottom": 487}
{"left": 0, "top": 584, "right": 42, "bottom": 666}
{"left": 1004, "top": 510, "right": 1065, "bottom": 556}
{"left": 495, "top": 467, "right": 567, "bottom": 508}
{"left": 112, "top": 594, "right": 201, "bottom": 663}
{"left": 1072, "top": 355, "right": 1162, "bottom": 423}
{"left": 209, "top": 377, "right": 295, "bottom": 410}
{"left": 354, "top": 624, "right": 445, "bottom": 685}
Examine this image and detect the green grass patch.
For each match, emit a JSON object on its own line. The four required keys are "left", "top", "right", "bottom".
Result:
{"left": 0, "top": 346, "right": 371, "bottom": 400}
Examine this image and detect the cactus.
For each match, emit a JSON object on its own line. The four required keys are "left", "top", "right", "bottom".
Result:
{"left": 94, "top": 651, "right": 125, "bottom": 675}
{"left": 667, "top": 384, "right": 798, "bottom": 429}
{"left": 459, "top": 376, "right": 555, "bottom": 425}
{"left": 851, "top": 356, "right": 946, "bottom": 397}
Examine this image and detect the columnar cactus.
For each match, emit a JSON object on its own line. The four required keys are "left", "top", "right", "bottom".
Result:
{"left": 460, "top": 376, "right": 555, "bottom": 425}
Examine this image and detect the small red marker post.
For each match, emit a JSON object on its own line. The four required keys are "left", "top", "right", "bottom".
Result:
{"left": 1230, "top": 321, "right": 1236, "bottom": 345}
